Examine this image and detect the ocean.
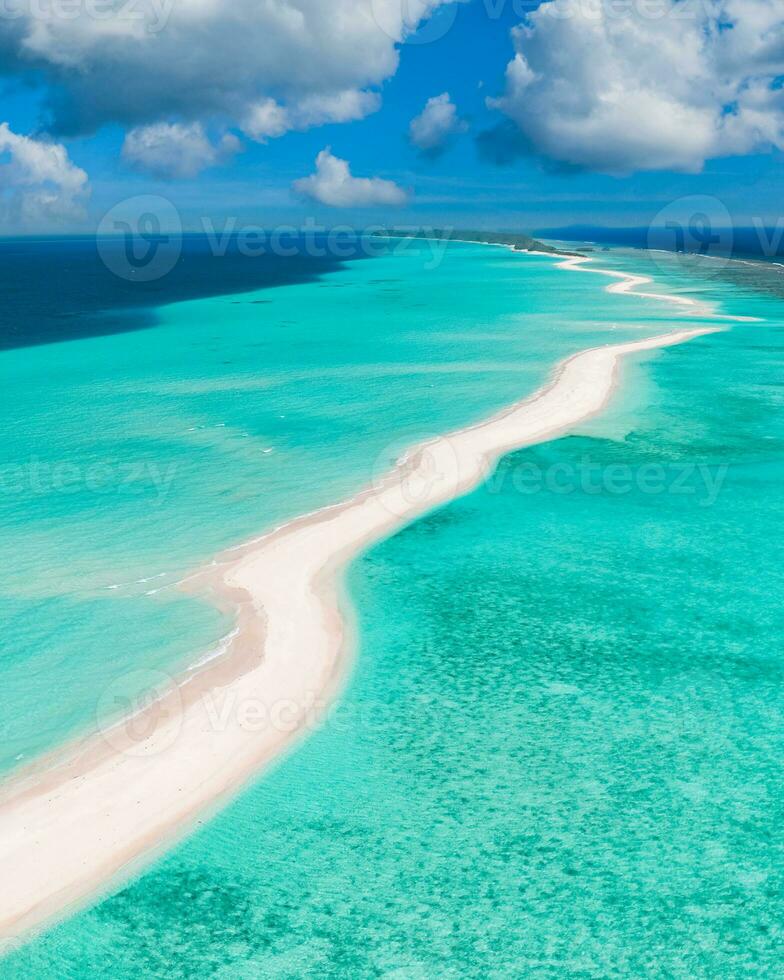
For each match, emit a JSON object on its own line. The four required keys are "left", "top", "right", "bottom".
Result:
{"left": 2, "top": 237, "right": 784, "bottom": 975}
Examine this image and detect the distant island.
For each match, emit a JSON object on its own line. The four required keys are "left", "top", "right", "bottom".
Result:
{"left": 375, "top": 228, "right": 586, "bottom": 257}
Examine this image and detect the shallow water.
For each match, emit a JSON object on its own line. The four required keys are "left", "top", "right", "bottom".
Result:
{"left": 0, "top": 239, "right": 692, "bottom": 773}
{"left": 4, "top": 243, "right": 784, "bottom": 976}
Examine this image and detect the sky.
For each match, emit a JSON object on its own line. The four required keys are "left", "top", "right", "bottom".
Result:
{"left": 0, "top": 0, "right": 783, "bottom": 235}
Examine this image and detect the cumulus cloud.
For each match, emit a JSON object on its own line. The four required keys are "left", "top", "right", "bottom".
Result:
{"left": 0, "top": 0, "right": 450, "bottom": 143}
{"left": 0, "top": 122, "right": 89, "bottom": 226}
{"left": 122, "top": 122, "right": 240, "bottom": 178}
{"left": 292, "top": 148, "right": 407, "bottom": 207}
{"left": 489, "top": 0, "right": 784, "bottom": 174}
{"left": 408, "top": 92, "right": 467, "bottom": 156}
{"left": 243, "top": 90, "right": 381, "bottom": 142}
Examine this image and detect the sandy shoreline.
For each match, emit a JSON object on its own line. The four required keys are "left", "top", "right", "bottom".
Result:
{"left": 0, "top": 251, "right": 752, "bottom": 949}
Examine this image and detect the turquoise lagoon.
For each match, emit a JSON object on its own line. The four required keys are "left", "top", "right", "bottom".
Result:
{"left": 0, "top": 240, "right": 692, "bottom": 773}
{"left": 3, "top": 242, "right": 784, "bottom": 976}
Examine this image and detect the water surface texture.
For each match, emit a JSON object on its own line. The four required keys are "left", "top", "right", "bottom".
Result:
{"left": 0, "top": 239, "right": 685, "bottom": 772}
{"left": 4, "top": 242, "right": 784, "bottom": 976}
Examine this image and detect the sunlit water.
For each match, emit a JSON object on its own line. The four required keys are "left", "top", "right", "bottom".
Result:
{"left": 3, "top": 241, "right": 783, "bottom": 976}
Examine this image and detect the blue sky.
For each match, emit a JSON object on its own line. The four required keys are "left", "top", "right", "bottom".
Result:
{"left": 0, "top": 0, "right": 782, "bottom": 233}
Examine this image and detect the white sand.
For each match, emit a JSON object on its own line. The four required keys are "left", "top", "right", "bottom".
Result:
{"left": 0, "top": 252, "right": 750, "bottom": 948}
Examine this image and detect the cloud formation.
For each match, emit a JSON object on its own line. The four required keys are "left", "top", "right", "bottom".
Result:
{"left": 490, "top": 0, "right": 784, "bottom": 174}
{"left": 0, "top": 122, "right": 89, "bottom": 226}
{"left": 243, "top": 91, "right": 381, "bottom": 142}
{"left": 122, "top": 123, "right": 240, "bottom": 178}
{"left": 0, "top": 0, "right": 449, "bottom": 145}
{"left": 292, "top": 148, "right": 407, "bottom": 207}
{"left": 408, "top": 92, "right": 467, "bottom": 156}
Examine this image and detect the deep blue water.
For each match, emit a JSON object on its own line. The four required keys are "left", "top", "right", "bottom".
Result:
{"left": 0, "top": 235, "right": 374, "bottom": 349}
{"left": 539, "top": 225, "right": 784, "bottom": 266}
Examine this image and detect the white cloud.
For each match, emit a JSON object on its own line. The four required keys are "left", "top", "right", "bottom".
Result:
{"left": 408, "top": 92, "right": 467, "bottom": 155}
{"left": 242, "top": 100, "right": 292, "bottom": 142}
{"left": 292, "top": 148, "right": 407, "bottom": 207}
{"left": 122, "top": 122, "right": 240, "bottom": 178}
{"left": 0, "top": 0, "right": 450, "bottom": 144}
{"left": 243, "top": 90, "right": 381, "bottom": 142}
{"left": 0, "top": 122, "right": 89, "bottom": 227}
{"left": 490, "top": 0, "right": 784, "bottom": 174}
